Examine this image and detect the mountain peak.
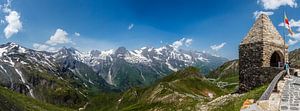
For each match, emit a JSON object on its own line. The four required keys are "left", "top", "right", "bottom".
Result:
{"left": 0, "top": 42, "right": 28, "bottom": 54}
{"left": 115, "top": 47, "right": 128, "bottom": 54}
{"left": 59, "top": 47, "right": 78, "bottom": 53}
{"left": 2, "top": 42, "right": 19, "bottom": 47}
{"left": 56, "top": 47, "right": 81, "bottom": 57}
{"left": 6, "top": 42, "right": 17, "bottom": 45}
{"left": 90, "top": 50, "right": 101, "bottom": 57}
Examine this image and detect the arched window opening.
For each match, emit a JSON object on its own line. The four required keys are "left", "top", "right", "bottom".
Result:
{"left": 270, "top": 51, "right": 283, "bottom": 67}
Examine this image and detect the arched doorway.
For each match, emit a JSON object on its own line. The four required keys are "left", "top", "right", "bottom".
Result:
{"left": 270, "top": 51, "right": 283, "bottom": 67}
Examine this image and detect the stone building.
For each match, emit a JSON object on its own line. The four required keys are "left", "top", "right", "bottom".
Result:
{"left": 239, "top": 14, "right": 288, "bottom": 92}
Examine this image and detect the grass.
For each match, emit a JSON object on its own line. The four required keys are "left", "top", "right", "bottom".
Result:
{"left": 85, "top": 92, "right": 121, "bottom": 111}
{"left": 217, "top": 72, "right": 239, "bottom": 83}
{"left": 0, "top": 86, "right": 74, "bottom": 111}
{"left": 86, "top": 67, "right": 228, "bottom": 111}
{"left": 212, "top": 85, "right": 268, "bottom": 111}
{"left": 170, "top": 77, "right": 226, "bottom": 97}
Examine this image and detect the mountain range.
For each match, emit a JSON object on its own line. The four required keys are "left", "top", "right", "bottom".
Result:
{"left": 0, "top": 42, "right": 227, "bottom": 108}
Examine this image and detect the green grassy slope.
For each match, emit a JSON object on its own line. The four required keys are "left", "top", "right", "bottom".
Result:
{"left": 86, "top": 67, "right": 227, "bottom": 111}
{"left": 206, "top": 60, "right": 239, "bottom": 92}
{"left": 0, "top": 86, "right": 74, "bottom": 111}
{"left": 211, "top": 85, "right": 267, "bottom": 111}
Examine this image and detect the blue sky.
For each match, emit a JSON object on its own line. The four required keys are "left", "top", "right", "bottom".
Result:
{"left": 0, "top": 0, "right": 299, "bottom": 59}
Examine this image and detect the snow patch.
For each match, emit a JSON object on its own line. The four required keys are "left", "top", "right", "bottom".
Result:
{"left": 166, "top": 58, "right": 178, "bottom": 71}
{"left": 18, "top": 47, "right": 26, "bottom": 53}
{"left": 140, "top": 71, "right": 145, "bottom": 81}
{"left": 0, "top": 65, "right": 7, "bottom": 73}
{"left": 99, "top": 49, "right": 114, "bottom": 60}
{"left": 88, "top": 79, "right": 94, "bottom": 85}
{"left": 20, "top": 61, "right": 28, "bottom": 64}
{"left": 15, "top": 68, "right": 35, "bottom": 98}
{"left": 125, "top": 50, "right": 151, "bottom": 63}
{"left": 0, "top": 47, "right": 8, "bottom": 57}
{"left": 107, "top": 64, "right": 114, "bottom": 85}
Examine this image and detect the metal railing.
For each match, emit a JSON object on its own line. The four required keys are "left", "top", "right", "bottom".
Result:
{"left": 258, "top": 70, "right": 286, "bottom": 100}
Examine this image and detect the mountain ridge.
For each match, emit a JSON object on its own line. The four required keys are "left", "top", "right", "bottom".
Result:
{"left": 53, "top": 43, "right": 228, "bottom": 89}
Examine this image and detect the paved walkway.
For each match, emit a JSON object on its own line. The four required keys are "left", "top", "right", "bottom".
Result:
{"left": 280, "top": 76, "right": 300, "bottom": 110}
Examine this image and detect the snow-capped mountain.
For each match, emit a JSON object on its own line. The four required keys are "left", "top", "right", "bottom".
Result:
{"left": 53, "top": 44, "right": 228, "bottom": 90}
{"left": 0, "top": 42, "right": 112, "bottom": 107}
{"left": 85, "top": 45, "right": 227, "bottom": 72}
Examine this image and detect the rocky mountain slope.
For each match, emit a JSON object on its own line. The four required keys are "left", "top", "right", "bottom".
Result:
{"left": 289, "top": 48, "right": 300, "bottom": 68}
{"left": 0, "top": 86, "right": 72, "bottom": 111}
{"left": 61, "top": 45, "right": 227, "bottom": 89}
{"left": 0, "top": 42, "right": 112, "bottom": 108}
{"left": 50, "top": 44, "right": 227, "bottom": 90}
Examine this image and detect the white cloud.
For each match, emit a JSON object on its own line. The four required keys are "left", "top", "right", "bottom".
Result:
{"left": 253, "top": 11, "right": 274, "bottom": 19}
{"left": 289, "top": 32, "right": 300, "bottom": 39}
{"left": 185, "top": 38, "right": 193, "bottom": 46}
{"left": 33, "top": 43, "right": 49, "bottom": 51}
{"left": 48, "top": 47, "right": 57, "bottom": 52}
{"left": 2, "top": 0, "right": 12, "bottom": 13}
{"left": 128, "top": 23, "right": 134, "bottom": 30}
{"left": 34, "top": 28, "right": 74, "bottom": 51}
{"left": 74, "top": 32, "right": 80, "bottom": 36}
{"left": 33, "top": 43, "right": 56, "bottom": 51}
{"left": 288, "top": 39, "right": 298, "bottom": 45}
{"left": 0, "top": 19, "right": 5, "bottom": 24}
{"left": 257, "top": 0, "right": 297, "bottom": 10}
{"left": 170, "top": 38, "right": 193, "bottom": 49}
{"left": 171, "top": 38, "right": 185, "bottom": 49}
{"left": 210, "top": 42, "right": 226, "bottom": 51}
{"left": 2, "top": 0, "right": 22, "bottom": 38}
{"left": 46, "top": 28, "right": 71, "bottom": 45}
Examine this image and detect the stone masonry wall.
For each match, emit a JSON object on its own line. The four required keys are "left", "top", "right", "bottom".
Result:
{"left": 239, "top": 67, "right": 283, "bottom": 93}
{"left": 239, "top": 42, "right": 264, "bottom": 70}
{"left": 239, "top": 41, "right": 287, "bottom": 92}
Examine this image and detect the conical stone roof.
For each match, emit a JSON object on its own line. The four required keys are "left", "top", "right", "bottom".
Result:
{"left": 241, "top": 14, "right": 284, "bottom": 45}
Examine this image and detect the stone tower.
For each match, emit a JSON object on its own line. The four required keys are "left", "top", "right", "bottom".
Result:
{"left": 239, "top": 14, "right": 288, "bottom": 92}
